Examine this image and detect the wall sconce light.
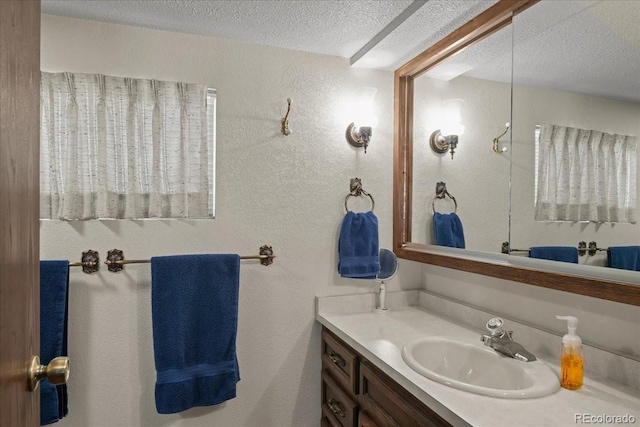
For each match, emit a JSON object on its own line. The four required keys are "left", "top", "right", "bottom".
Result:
{"left": 346, "top": 87, "right": 378, "bottom": 153}
{"left": 430, "top": 99, "right": 465, "bottom": 159}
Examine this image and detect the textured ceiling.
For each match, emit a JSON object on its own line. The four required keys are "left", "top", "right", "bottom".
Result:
{"left": 509, "top": 0, "right": 640, "bottom": 103}
{"left": 354, "top": 0, "right": 497, "bottom": 70}
{"left": 42, "top": 0, "right": 639, "bottom": 102}
{"left": 41, "top": 0, "right": 414, "bottom": 59}
{"left": 426, "top": 1, "right": 640, "bottom": 103}
{"left": 41, "top": 0, "right": 495, "bottom": 70}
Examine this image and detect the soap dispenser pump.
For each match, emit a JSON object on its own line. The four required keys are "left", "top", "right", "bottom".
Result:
{"left": 556, "top": 315, "right": 583, "bottom": 390}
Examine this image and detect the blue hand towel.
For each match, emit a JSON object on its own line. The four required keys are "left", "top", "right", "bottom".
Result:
{"left": 607, "top": 246, "right": 640, "bottom": 271}
{"left": 433, "top": 212, "right": 466, "bottom": 249}
{"left": 529, "top": 246, "right": 579, "bottom": 263}
{"left": 151, "top": 254, "right": 241, "bottom": 414}
{"left": 338, "top": 211, "right": 380, "bottom": 279}
{"left": 39, "top": 261, "right": 70, "bottom": 426}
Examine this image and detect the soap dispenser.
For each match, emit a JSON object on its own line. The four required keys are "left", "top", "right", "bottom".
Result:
{"left": 556, "top": 315, "right": 583, "bottom": 390}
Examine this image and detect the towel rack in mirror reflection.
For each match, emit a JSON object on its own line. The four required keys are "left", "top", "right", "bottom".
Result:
{"left": 432, "top": 181, "right": 457, "bottom": 214}
{"left": 104, "top": 245, "right": 275, "bottom": 272}
{"left": 344, "top": 177, "right": 375, "bottom": 212}
{"left": 502, "top": 241, "right": 607, "bottom": 256}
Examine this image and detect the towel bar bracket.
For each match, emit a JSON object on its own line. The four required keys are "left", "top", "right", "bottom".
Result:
{"left": 77, "top": 249, "right": 100, "bottom": 274}
{"left": 501, "top": 241, "right": 510, "bottom": 254}
{"left": 578, "top": 241, "right": 587, "bottom": 256}
{"left": 259, "top": 245, "right": 274, "bottom": 266}
{"left": 106, "top": 249, "right": 125, "bottom": 272}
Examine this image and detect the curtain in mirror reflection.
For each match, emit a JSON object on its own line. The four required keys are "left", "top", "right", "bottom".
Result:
{"left": 534, "top": 124, "right": 637, "bottom": 224}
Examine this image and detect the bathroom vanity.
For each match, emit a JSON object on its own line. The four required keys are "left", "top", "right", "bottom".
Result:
{"left": 317, "top": 291, "right": 640, "bottom": 427}
{"left": 321, "top": 327, "right": 451, "bottom": 427}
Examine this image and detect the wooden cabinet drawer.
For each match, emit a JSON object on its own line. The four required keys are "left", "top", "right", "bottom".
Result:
{"left": 360, "top": 361, "right": 452, "bottom": 427}
{"left": 322, "top": 408, "right": 339, "bottom": 427}
{"left": 322, "top": 369, "right": 358, "bottom": 427}
{"left": 322, "top": 328, "right": 359, "bottom": 395}
{"left": 358, "top": 410, "right": 388, "bottom": 427}
{"left": 358, "top": 398, "right": 400, "bottom": 427}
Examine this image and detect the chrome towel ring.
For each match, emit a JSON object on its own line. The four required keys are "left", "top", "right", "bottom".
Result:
{"left": 432, "top": 181, "right": 457, "bottom": 214}
{"left": 344, "top": 178, "right": 375, "bottom": 212}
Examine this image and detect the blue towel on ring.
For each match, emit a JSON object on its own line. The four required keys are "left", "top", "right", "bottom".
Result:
{"left": 39, "top": 261, "right": 70, "bottom": 426}
{"left": 338, "top": 211, "right": 380, "bottom": 279}
{"left": 607, "top": 246, "right": 640, "bottom": 271}
{"left": 433, "top": 212, "right": 465, "bottom": 249}
{"left": 530, "top": 246, "right": 579, "bottom": 263}
{"left": 151, "top": 254, "right": 240, "bottom": 414}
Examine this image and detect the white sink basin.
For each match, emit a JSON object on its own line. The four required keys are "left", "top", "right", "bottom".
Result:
{"left": 402, "top": 336, "right": 559, "bottom": 398}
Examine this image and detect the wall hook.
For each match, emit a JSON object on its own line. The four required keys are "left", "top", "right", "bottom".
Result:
{"left": 281, "top": 98, "right": 292, "bottom": 136}
{"left": 492, "top": 122, "right": 509, "bottom": 153}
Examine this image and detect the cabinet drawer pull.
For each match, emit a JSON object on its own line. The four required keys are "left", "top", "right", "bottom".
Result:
{"left": 327, "top": 398, "right": 345, "bottom": 418}
{"left": 328, "top": 351, "right": 346, "bottom": 368}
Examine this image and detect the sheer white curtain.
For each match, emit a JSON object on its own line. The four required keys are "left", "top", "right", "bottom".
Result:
{"left": 40, "top": 72, "right": 211, "bottom": 219}
{"left": 535, "top": 124, "right": 637, "bottom": 223}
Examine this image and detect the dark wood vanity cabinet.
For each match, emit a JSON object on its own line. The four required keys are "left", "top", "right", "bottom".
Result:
{"left": 321, "top": 327, "right": 360, "bottom": 426}
{"left": 321, "top": 327, "right": 453, "bottom": 427}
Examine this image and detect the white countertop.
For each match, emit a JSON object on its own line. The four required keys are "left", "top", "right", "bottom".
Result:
{"left": 316, "top": 296, "right": 640, "bottom": 427}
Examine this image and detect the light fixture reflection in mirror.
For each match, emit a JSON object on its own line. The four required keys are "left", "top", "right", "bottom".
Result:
{"left": 430, "top": 99, "right": 465, "bottom": 159}
{"left": 346, "top": 87, "right": 378, "bottom": 153}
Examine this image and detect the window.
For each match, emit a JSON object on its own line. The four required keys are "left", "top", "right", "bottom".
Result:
{"left": 40, "top": 72, "right": 216, "bottom": 219}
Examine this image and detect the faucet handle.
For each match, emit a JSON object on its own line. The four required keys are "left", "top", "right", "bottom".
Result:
{"left": 486, "top": 317, "right": 505, "bottom": 336}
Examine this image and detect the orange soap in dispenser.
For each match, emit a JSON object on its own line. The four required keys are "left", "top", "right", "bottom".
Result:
{"left": 556, "top": 315, "right": 583, "bottom": 390}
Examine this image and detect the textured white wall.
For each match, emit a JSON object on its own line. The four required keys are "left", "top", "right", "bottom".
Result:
{"left": 40, "top": 15, "right": 421, "bottom": 427}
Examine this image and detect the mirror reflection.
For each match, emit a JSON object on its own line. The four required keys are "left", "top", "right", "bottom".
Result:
{"left": 411, "top": 0, "right": 639, "bottom": 274}
{"left": 411, "top": 23, "right": 513, "bottom": 253}
{"left": 510, "top": 1, "right": 639, "bottom": 271}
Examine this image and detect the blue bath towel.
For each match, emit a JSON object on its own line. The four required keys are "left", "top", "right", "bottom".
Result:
{"left": 338, "top": 211, "right": 380, "bottom": 279}
{"left": 607, "top": 246, "right": 640, "bottom": 271}
{"left": 151, "top": 254, "right": 241, "bottom": 414}
{"left": 433, "top": 212, "right": 466, "bottom": 249}
{"left": 529, "top": 246, "right": 578, "bottom": 263}
{"left": 39, "top": 261, "right": 70, "bottom": 426}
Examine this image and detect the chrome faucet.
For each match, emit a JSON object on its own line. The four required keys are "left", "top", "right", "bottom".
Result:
{"left": 481, "top": 317, "right": 537, "bottom": 362}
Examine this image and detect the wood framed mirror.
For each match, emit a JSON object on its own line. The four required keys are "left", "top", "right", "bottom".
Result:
{"left": 393, "top": 0, "right": 640, "bottom": 306}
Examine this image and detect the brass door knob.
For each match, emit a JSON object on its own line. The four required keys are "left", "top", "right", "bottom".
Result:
{"left": 28, "top": 355, "right": 70, "bottom": 391}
